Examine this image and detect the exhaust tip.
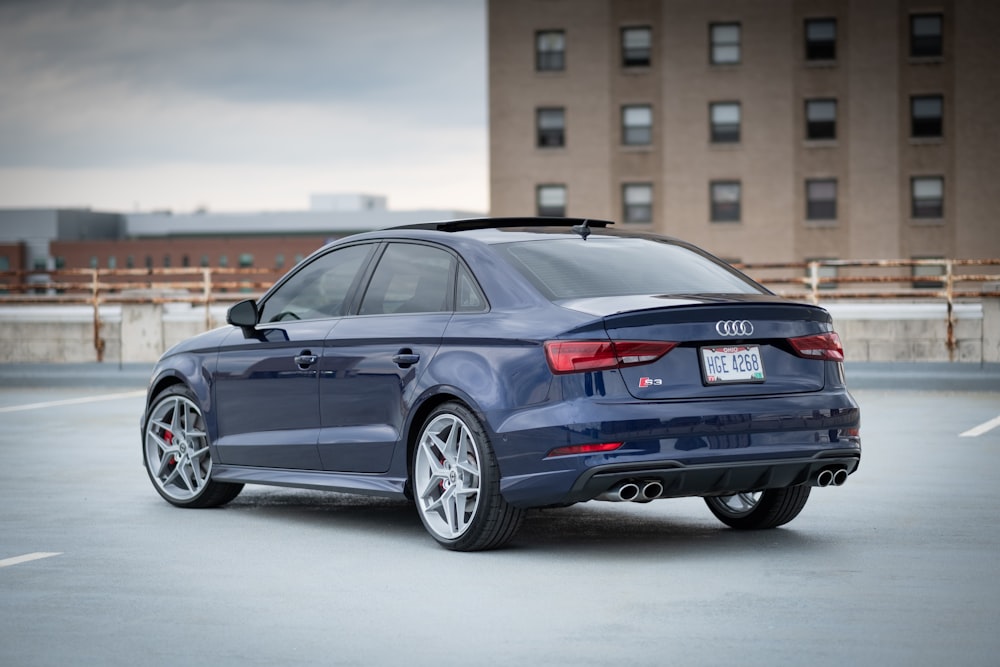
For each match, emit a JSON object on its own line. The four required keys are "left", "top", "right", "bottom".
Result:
{"left": 640, "top": 481, "right": 664, "bottom": 501}
{"left": 815, "top": 469, "right": 834, "bottom": 487}
{"left": 618, "top": 482, "right": 640, "bottom": 501}
{"left": 832, "top": 468, "right": 849, "bottom": 486}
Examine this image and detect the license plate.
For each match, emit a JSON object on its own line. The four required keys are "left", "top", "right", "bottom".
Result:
{"left": 700, "top": 345, "right": 766, "bottom": 385}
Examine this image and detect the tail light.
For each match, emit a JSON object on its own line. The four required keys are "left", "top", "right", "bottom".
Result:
{"left": 546, "top": 442, "right": 624, "bottom": 458}
{"left": 788, "top": 332, "right": 844, "bottom": 361}
{"left": 544, "top": 340, "right": 677, "bottom": 374}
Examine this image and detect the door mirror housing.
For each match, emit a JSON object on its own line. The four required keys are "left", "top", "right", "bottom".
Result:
{"left": 226, "top": 299, "right": 259, "bottom": 329}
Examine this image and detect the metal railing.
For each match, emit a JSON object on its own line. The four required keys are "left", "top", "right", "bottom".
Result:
{"left": 2, "top": 259, "right": 999, "bottom": 361}
{"left": 732, "top": 258, "right": 1000, "bottom": 359}
{"left": 0, "top": 267, "right": 281, "bottom": 361}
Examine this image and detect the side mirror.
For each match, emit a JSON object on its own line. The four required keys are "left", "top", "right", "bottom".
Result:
{"left": 226, "top": 299, "right": 259, "bottom": 329}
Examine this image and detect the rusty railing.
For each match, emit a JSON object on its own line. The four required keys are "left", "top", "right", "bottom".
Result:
{"left": 1, "top": 259, "right": 999, "bottom": 361}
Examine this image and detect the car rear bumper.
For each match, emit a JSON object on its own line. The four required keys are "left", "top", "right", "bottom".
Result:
{"left": 493, "top": 390, "right": 861, "bottom": 507}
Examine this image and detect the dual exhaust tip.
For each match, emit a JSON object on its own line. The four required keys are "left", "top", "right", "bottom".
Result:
{"left": 813, "top": 466, "right": 849, "bottom": 487}
{"left": 597, "top": 480, "right": 664, "bottom": 503}
{"left": 598, "top": 465, "right": 851, "bottom": 502}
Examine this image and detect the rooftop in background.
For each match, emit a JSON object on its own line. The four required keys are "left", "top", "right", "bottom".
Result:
{"left": 0, "top": 197, "right": 485, "bottom": 271}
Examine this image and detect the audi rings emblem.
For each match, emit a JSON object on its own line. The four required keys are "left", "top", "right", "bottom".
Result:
{"left": 715, "top": 320, "right": 754, "bottom": 337}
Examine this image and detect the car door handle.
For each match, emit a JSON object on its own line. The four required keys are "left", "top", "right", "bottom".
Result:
{"left": 392, "top": 351, "right": 420, "bottom": 368}
{"left": 294, "top": 353, "right": 318, "bottom": 368}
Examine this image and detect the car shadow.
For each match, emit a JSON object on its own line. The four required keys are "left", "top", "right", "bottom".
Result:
{"left": 221, "top": 487, "right": 833, "bottom": 556}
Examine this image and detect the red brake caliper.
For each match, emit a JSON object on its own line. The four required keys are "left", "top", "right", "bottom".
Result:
{"left": 164, "top": 429, "right": 175, "bottom": 466}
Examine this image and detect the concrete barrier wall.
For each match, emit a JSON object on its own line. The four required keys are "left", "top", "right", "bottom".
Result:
{"left": 1, "top": 300, "right": 997, "bottom": 364}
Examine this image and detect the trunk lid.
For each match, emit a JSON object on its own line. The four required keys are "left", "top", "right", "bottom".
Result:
{"left": 569, "top": 298, "right": 835, "bottom": 400}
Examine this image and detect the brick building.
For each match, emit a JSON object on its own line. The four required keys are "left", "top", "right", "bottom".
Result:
{"left": 488, "top": 0, "right": 1000, "bottom": 264}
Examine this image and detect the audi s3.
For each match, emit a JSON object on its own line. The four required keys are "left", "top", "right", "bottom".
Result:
{"left": 141, "top": 218, "right": 861, "bottom": 551}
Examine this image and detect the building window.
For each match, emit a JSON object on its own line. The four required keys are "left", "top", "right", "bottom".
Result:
{"left": 710, "top": 23, "right": 740, "bottom": 65}
{"left": 911, "top": 176, "right": 944, "bottom": 218}
{"left": 622, "top": 183, "right": 653, "bottom": 224}
{"left": 536, "top": 107, "right": 565, "bottom": 147}
{"left": 622, "top": 104, "right": 652, "bottom": 145}
{"left": 806, "top": 179, "right": 837, "bottom": 220}
{"left": 912, "top": 257, "right": 945, "bottom": 289}
{"left": 107, "top": 256, "right": 117, "bottom": 269}
{"left": 806, "top": 258, "right": 839, "bottom": 290}
{"left": 239, "top": 253, "right": 254, "bottom": 268}
{"left": 145, "top": 256, "right": 153, "bottom": 269}
{"left": 806, "top": 99, "right": 837, "bottom": 140}
{"left": 200, "top": 255, "right": 210, "bottom": 267}
{"left": 622, "top": 26, "right": 652, "bottom": 67}
{"left": 163, "top": 255, "right": 171, "bottom": 268}
{"left": 275, "top": 254, "right": 285, "bottom": 269}
{"left": 181, "top": 255, "right": 190, "bottom": 267}
{"left": 0, "top": 256, "right": 8, "bottom": 271}
{"left": 126, "top": 255, "right": 134, "bottom": 269}
{"left": 911, "top": 95, "right": 943, "bottom": 137}
{"left": 710, "top": 102, "right": 741, "bottom": 143}
{"left": 89, "top": 256, "right": 98, "bottom": 269}
{"left": 911, "top": 14, "right": 943, "bottom": 58}
{"left": 805, "top": 18, "right": 836, "bottom": 61}
{"left": 710, "top": 181, "right": 741, "bottom": 222}
{"left": 537, "top": 184, "right": 567, "bottom": 217}
{"left": 54, "top": 257, "right": 65, "bottom": 269}
{"left": 219, "top": 255, "right": 228, "bottom": 268}
{"left": 536, "top": 30, "right": 565, "bottom": 71}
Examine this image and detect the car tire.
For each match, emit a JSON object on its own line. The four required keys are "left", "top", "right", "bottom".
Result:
{"left": 412, "top": 402, "right": 524, "bottom": 551}
{"left": 143, "top": 385, "right": 243, "bottom": 509}
{"left": 704, "top": 486, "right": 811, "bottom": 529}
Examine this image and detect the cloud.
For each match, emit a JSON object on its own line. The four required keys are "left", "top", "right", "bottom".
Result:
{"left": 0, "top": 0, "right": 487, "bottom": 210}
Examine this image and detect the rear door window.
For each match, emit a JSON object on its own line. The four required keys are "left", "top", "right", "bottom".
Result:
{"left": 359, "top": 243, "right": 457, "bottom": 315}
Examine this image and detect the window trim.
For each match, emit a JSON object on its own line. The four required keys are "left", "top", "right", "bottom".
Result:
{"left": 710, "top": 22, "right": 741, "bottom": 65}
{"left": 710, "top": 180, "right": 742, "bottom": 223}
{"left": 911, "top": 176, "right": 944, "bottom": 219}
{"left": 536, "top": 107, "right": 566, "bottom": 148}
{"left": 804, "top": 18, "right": 837, "bottom": 61}
{"left": 622, "top": 182, "right": 654, "bottom": 224}
{"left": 805, "top": 178, "right": 838, "bottom": 221}
{"left": 621, "top": 104, "right": 653, "bottom": 146}
{"left": 710, "top": 101, "right": 741, "bottom": 143}
{"left": 536, "top": 183, "right": 567, "bottom": 217}
{"left": 621, "top": 25, "right": 652, "bottom": 68}
{"left": 536, "top": 29, "right": 566, "bottom": 72}
{"left": 911, "top": 94, "right": 943, "bottom": 138}
{"left": 805, "top": 98, "right": 837, "bottom": 140}
{"left": 910, "top": 13, "right": 943, "bottom": 58}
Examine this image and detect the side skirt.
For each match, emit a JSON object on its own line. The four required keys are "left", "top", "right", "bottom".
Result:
{"left": 211, "top": 464, "right": 408, "bottom": 499}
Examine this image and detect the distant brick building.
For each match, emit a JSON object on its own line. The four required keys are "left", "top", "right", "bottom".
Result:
{"left": 0, "top": 203, "right": 482, "bottom": 274}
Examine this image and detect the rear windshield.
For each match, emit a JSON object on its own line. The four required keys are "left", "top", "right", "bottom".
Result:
{"left": 496, "top": 237, "right": 762, "bottom": 300}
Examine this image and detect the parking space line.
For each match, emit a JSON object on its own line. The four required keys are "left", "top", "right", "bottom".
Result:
{"left": 0, "top": 552, "right": 62, "bottom": 568}
{"left": 0, "top": 390, "right": 146, "bottom": 413}
{"left": 960, "top": 415, "right": 1000, "bottom": 438}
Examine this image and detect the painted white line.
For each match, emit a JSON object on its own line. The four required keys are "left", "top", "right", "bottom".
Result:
{"left": 960, "top": 415, "right": 1000, "bottom": 438}
{"left": 0, "top": 552, "right": 62, "bottom": 568}
{"left": 0, "top": 390, "right": 146, "bottom": 414}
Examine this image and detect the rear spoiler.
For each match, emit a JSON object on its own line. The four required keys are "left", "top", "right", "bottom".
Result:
{"left": 387, "top": 217, "right": 615, "bottom": 233}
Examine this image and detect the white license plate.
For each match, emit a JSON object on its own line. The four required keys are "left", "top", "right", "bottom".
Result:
{"left": 700, "top": 345, "right": 766, "bottom": 385}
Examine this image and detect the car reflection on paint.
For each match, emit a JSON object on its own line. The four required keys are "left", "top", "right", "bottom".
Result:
{"left": 141, "top": 218, "right": 860, "bottom": 551}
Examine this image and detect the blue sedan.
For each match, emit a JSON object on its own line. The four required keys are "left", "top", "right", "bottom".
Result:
{"left": 141, "top": 218, "right": 860, "bottom": 551}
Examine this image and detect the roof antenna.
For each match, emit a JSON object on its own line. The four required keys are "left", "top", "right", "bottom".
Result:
{"left": 571, "top": 219, "right": 591, "bottom": 240}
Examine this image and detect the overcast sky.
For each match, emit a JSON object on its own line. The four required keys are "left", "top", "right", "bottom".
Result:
{"left": 0, "top": 0, "right": 488, "bottom": 213}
